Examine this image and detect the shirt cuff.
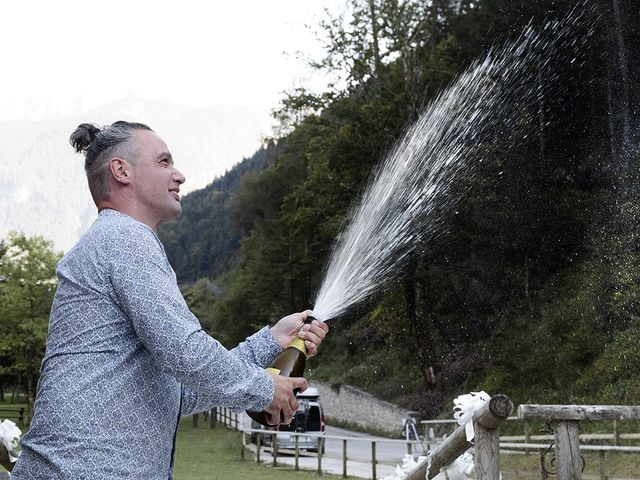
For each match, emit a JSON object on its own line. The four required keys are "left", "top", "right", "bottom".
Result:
{"left": 251, "top": 326, "right": 283, "bottom": 367}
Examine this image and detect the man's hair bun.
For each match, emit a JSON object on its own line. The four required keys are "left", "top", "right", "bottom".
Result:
{"left": 70, "top": 123, "right": 102, "bottom": 153}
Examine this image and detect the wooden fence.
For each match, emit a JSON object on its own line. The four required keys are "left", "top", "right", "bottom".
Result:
{"left": 407, "top": 393, "right": 514, "bottom": 480}
{"left": 413, "top": 401, "right": 640, "bottom": 480}
{"left": 517, "top": 404, "right": 640, "bottom": 480}
{"left": 212, "top": 401, "right": 640, "bottom": 480}
{"left": 213, "top": 407, "right": 421, "bottom": 479}
{"left": 421, "top": 416, "right": 640, "bottom": 448}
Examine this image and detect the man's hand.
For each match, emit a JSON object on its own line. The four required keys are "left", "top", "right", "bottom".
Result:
{"left": 265, "top": 374, "right": 309, "bottom": 425}
{"left": 270, "top": 310, "right": 329, "bottom": 357}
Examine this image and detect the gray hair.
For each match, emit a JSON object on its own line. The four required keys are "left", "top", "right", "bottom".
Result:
{"left": 70, "top": 121, "right": 152, "bottom": 203}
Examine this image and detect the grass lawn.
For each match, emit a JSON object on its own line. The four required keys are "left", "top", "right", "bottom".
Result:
{"left": 0, "top": 405, "right": 353, "bottom": 479}
{"left": 174, "top": 417, "right": 356, "bottom": 480}
{"left": 4, "top": 404, "right": 638, "bottom": 479}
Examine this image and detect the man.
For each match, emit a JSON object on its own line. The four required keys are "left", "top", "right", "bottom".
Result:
{"left": 10, "top": 121, "right": 328, "bottom": 479}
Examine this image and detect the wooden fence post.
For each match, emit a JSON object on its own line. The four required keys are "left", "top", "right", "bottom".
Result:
{"left": 272, "top": 433, "right": 278, "bottom": 467}
{"left": 295, "top": 434, "right": 300, "bottom": 471}
{"left": 553, "top": 420, "right": 581, "bottom": 480}
{"left": 517, "top": 405, "right": 640, "bottom": 480}
{"left": 471, "top": 395, "right": 513, "bottom": 480}
{"left": 474, "top": 417, "right": 501, "bottom": 479}
{"left": 342, "top": 438, "right": 348, "bottom": 478}
{"left": 210, "top": 407, "right": 217, "bottom": 429}
{"left": 598, "top": 450, "right": 606, "bottom": 480}
{"left": 317, "top": 437, "right": 323, "bottom": 475}
{"left": 256, "top": 433, "right": 261, "bottom": 464}
{"left": 372, "top": 440, "right": 377, "bottom": 480}
{"left": 0, "top": 443, "right": 14, "bottom": 473}
{"left": 406, "top": 394, "right": 513, "bottom": 480}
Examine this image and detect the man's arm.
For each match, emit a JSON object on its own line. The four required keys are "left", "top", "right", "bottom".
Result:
{"left": 108, "top": 226, "right": 274, "bottom": 413}
{"left": 228, "top": 312, "right": 328, "bottom": 366}
{"left": 229, "top": 327, "right": 282, "bottom": 368}
{"left": 180, "top": 373, "right": 308, "bottom": 425}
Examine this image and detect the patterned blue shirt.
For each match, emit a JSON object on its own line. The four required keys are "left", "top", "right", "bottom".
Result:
{"left": 12, "top": 209, "right": 281, "bottom": 479}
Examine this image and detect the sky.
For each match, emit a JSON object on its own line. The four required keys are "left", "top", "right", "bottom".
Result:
{"left": 0, "top": 0, "right": 345, "bottom": 123}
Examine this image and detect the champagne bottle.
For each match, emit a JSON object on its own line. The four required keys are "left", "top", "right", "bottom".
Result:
{"left": 247, "top": 317, "right": 314, "bottom": 426}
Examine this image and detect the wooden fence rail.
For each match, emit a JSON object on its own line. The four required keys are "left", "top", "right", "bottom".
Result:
{"left": 422, "top": 416, "right": 640, "bottom": 448}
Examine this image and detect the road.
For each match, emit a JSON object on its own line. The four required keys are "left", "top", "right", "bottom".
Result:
{"left": 323, "top": 425, "right": 425, "bottom": 463}
{"left": 239, "top": 414, "right": 426, "bottom": 479}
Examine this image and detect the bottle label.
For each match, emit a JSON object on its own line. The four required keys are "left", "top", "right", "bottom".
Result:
{"left": 266, "top": 367, "right": 281, "bottom": 375}
{"left": 288, "top": 337, "right": 308, "bottom": 357}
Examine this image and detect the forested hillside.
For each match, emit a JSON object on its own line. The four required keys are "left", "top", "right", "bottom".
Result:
{"left": 159, "top": 142, "right": 283, "bottom": 282}
{"left": 159, "top": 0, "right": 640, "bottom": 417}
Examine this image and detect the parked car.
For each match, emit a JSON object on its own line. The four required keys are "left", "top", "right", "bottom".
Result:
{"left": 252, "top": 387, "right": 325, "bottom": 453}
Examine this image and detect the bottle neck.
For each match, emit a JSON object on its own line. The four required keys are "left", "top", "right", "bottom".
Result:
{"left": 288, "top": 337, "right": 308, "bottom": 358}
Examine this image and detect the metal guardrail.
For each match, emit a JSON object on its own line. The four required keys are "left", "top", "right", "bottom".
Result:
{"left": 238, "top": 426, "right": 423, "bottom": 479}
{"left": 213, "top": 407, "right": 421, "bottom": 479}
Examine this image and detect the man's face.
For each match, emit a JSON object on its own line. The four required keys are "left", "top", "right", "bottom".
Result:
{"left": 129, "top": 129, "right": 186, "bottom": 229}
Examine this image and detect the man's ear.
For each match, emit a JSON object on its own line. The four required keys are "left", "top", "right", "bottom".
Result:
{"left": 109, "top": 158, "right": 133, "bottom": 185}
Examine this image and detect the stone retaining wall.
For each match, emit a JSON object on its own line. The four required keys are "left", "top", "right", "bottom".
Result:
{"left": 313, "top": 382, "right": 416, "bottom": 435}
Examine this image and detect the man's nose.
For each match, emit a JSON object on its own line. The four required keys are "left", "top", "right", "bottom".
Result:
{"left": 173, "top": 168, "right": 186, "bottom": 185}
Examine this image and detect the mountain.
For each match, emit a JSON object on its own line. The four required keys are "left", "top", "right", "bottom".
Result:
{"left": 0, "top": 98, "right": 272, "bottom": 252}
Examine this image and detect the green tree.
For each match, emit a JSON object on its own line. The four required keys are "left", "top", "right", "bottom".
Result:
{"left": 162, "top": 0, "right": 636, "bottom": 416}
{"left": 0, "top": 232, "right": 60, "bottom": 417}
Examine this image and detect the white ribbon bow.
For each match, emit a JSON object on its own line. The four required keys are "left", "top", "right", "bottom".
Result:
{"left": 431, "top": 451, "right": 474, "bottom": 480}
{"left": 381, "top": 454, "right": 428, "bottom": 480}
{"left": 453, "top": 391, "right": 490, "bottom": 442}
{"left": 0, "top": 419, "right": 22, "bottom": 462}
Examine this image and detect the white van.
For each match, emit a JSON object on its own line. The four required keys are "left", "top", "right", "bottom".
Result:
{"left": 252, "top": 387, "right": 325, "bottom": 452}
